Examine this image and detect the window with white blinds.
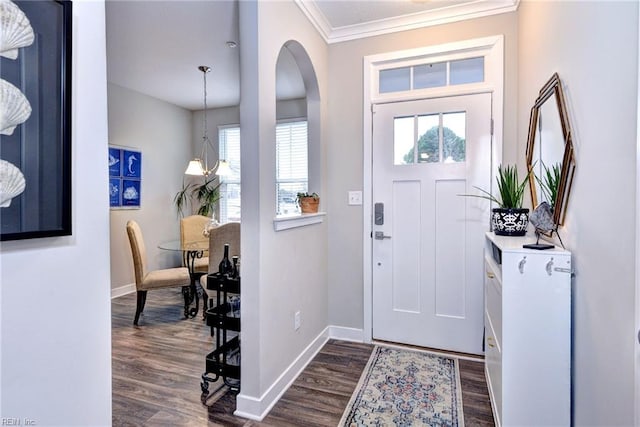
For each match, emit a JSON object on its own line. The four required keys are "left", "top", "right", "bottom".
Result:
{"left": 276, "top": 120, "right": 308, "bottom": 215}
{"left": 219, "top": 125, "right": 241, "bottom": 223}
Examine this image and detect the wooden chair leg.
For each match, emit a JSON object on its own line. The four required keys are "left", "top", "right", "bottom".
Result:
{"left": 133, "top": 290, "right": 147, "bottom": 325}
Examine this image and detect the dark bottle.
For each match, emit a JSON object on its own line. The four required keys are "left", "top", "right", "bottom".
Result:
{"left": 218, "top": 244, "right": 233, "bottom": 276}
{"left": 232, "top": 256, "right": 239, "bottom": 278}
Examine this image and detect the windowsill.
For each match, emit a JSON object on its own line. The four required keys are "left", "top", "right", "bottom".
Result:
{"left": 273, "top": 212, "right": 326, "bottom": 231}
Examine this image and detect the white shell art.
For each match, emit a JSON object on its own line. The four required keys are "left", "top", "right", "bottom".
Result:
{"left": 0, "top": 159, "right": 25, "bottom": 208}
{"left": 123, "top": 186, "right": 139, "bottom": 200}
{"left": 0, "top": 78, "right": 31, "bottom": 135}
{"left": 0, "top": 0, "right": 34, "bottom": 60}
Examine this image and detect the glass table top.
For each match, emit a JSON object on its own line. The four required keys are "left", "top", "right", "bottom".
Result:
{"left": 158, "top": 239, "right": 209, "bottom": 252}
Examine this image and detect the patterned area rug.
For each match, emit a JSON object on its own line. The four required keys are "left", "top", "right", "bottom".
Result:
{"left": 340, "top": 346, "right": 464, "bottom": 427}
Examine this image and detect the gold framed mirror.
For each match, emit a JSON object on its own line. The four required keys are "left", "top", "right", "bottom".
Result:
{"left": 526, "top": 73, "right": 576, "bottom": 232}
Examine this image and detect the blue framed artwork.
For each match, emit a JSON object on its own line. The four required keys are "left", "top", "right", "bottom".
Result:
{"left": 122, "top": 179, "right": 141, "bottom": 207}
{"left": 109, "top": 178, "right": 121, "bottom": 207}
{"left": 109, "top": 147, "right": 121, "bottom": 177}
{"left": 109, "top": 145, "right": 141, "bottom": 209}
{"left": 122, "top": 149, "right": 142, "bottom": 178}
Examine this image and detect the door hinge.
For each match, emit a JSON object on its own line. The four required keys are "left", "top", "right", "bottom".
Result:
{"left": 490, "top": 118, "right": 494, "bottom": 136}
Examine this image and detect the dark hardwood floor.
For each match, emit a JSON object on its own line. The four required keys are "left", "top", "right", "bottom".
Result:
{"left": 112, "top": 288, "right": 494, "bottom": 426}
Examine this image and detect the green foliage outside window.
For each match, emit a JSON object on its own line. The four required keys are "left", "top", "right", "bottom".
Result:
{"left": 403, "top": 126, "right": 465, "bottom": 164}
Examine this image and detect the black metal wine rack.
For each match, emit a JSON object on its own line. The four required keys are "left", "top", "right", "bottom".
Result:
{"left": 201, "top": 272, "right": 240, "bottom": 395}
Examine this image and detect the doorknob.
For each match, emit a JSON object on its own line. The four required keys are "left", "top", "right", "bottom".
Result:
{"left": 374, "top": 231, "right": 391, "bottom": 240}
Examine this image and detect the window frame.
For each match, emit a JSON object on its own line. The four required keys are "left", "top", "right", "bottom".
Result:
{"left": 275, "top": 118, "right": 309, "bottom": 217}
{"left": 218, "top": 124, "right": 241, "bottom": 223}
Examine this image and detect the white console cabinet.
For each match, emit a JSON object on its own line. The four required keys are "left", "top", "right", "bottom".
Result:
{"left": 484, "top": 232, "right": 571, "bottom": 427}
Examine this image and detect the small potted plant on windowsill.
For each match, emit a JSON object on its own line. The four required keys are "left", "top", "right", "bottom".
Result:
{"left": 296, "top": 192, "right": 320, "bottom": 214}
{"left": 462, "top": 164, "right": 530, "bottom": 236}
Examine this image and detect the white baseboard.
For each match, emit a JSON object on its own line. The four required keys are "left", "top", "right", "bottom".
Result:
{"left": 233, "top": 325, "right": 364, "bottom": 421}
{"left": 111, "top": 283, "right": 135, "bottom": 299}
{"left": 328, "top": 325, "right": 365, "bottom": 343}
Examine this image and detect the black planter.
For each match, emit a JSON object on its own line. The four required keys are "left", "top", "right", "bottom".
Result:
{"left": 492, "top": 208, "right": 529, "bottom": 236}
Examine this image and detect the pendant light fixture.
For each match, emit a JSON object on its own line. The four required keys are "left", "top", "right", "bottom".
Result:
{"left": 185, "top": 65, "right": 230, "bottom": 177}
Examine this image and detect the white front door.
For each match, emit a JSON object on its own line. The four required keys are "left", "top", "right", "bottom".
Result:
{"left": 372, "top": 93, "right": 492, "bottom": 355}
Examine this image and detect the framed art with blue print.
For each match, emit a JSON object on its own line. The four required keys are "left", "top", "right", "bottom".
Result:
{"left": 109, "top": 145, "right": 141, "bottom": 209}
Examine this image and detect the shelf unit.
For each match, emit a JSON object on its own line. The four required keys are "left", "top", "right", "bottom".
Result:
{"left": 201, "top": 272, "right": 240, "bottom": 394}
{"left": 484, "top": 232, "right": 571, "bottom": 427}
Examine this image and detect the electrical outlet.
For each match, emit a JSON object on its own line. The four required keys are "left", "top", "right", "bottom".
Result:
{"left": 294, "top": 311, "right": 301, "bottom": 330}
{"left": 348, "top": 191, "right": 362, "bottom": 205}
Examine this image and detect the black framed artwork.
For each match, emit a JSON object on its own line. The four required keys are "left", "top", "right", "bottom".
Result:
{"left": 0, "top": 0, "right": 72, "bottom": 241}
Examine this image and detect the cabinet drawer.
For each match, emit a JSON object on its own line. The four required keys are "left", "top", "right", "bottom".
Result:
{"left": 485, "top": 313, "right": 502, "bottom": 426}
{"left": 485, "top": 269, "right": 502, "bottom": 346}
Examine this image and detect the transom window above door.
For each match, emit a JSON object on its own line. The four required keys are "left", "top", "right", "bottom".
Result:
{"left": 379, "top": 57, "right": 484, "bottom": 94}
{"left": 393, "top": 112, "right": 466, "bottom": 165}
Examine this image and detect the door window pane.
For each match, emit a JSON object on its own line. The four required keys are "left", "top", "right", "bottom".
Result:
{"left": 417, "top": 114, "right": 440, "bottom": 163}
{"left": 413, "top": 62, "right": 446, "bottom": 89}
{"left": 450, "top": 57, "right": 484, "bottom": 85}
{"left": 380, "top": 67, "right": 411, "bottom": 93}
{"left": 392, "top": 112, "right": 466, "bottom": 165}
{"left": 394, "top": 116, "right": 415, "bottom": 165}
{"left": 442, "top": 112, "right": 466, "bottom": 162}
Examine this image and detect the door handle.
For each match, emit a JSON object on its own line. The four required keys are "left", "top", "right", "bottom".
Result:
{"left": 374, "top": 231, "right": 391, "bottom": 240}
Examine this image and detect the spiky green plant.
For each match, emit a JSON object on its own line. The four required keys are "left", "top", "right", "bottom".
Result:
{"left": 461, "top": 164, "right": 529, "bottom": 209}
{"left": 174, "top": 175, "right": 221, "bottom": 218}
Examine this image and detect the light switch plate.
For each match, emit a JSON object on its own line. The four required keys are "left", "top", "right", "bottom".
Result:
{"left": 348, "top": 191, "right": 363, "bottom": 205}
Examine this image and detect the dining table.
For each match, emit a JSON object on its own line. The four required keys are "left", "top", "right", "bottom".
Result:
{"left": 158, "top": 239, "right": 209, "bottom": 319}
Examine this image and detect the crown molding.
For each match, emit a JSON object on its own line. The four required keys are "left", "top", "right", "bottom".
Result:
{"left": 295, "top": 0, "right": 519, "bottom": 44}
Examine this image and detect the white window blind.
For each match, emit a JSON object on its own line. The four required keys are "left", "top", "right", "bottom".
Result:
{"left": 219, "top": 126, "right": 241, "bottom": 223}
{"left": 276, "top": 120, "right": 308, "bottom": 215}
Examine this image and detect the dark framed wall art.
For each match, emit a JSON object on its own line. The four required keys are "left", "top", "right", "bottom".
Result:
{"left": 109, "top": 145, "right": 142, "bottom": 209}
{"left": 0, "top": 0, "right": 72, "bottom": 241}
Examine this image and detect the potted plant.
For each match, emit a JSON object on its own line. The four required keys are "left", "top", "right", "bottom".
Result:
{"left": 463, "top": 164, "right": 530, "bottom": 236}
{"left": 174, "top": 175, "right": 221, "bottom": 218}
{"left": 296, "top": 192, "right": 319, "bottom": 214}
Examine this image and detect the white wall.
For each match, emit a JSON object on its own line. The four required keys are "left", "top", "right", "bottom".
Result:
{"left": 108, "top": 84, "right": 193, "bottom": 293}
{"left": 0, "top": 2, "right": 112, "bottom": 425}
{"left": 326, "top": 13, "right": 519, "bottom": 330}
{"left": 237, "top": 0, "right": 329, "bottom": 418}
{"left": 518, "top": 1, "right": 638, "bottom": 424}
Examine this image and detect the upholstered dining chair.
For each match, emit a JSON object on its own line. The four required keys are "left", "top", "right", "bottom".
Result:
{"left": 180, "top": 214, "right": 210, "bottom": 273}
{"left": 126, "top": 220, "right": 191, "bottom": 325}
{"left": 201, "top": 222, "right": 241, "bottom": 313}
{"left": 207, "top": 222, "right": 241, "bottom": 270}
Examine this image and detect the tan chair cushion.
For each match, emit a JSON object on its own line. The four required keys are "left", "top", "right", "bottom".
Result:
{"left": 127, "top": 220, "right": 190, "bottom": 291}
{"left": 193, "top": 257, "right": 208, "bottom": 272}
{"left": 141, "top": 267, "right": 190, "bottom": 291}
